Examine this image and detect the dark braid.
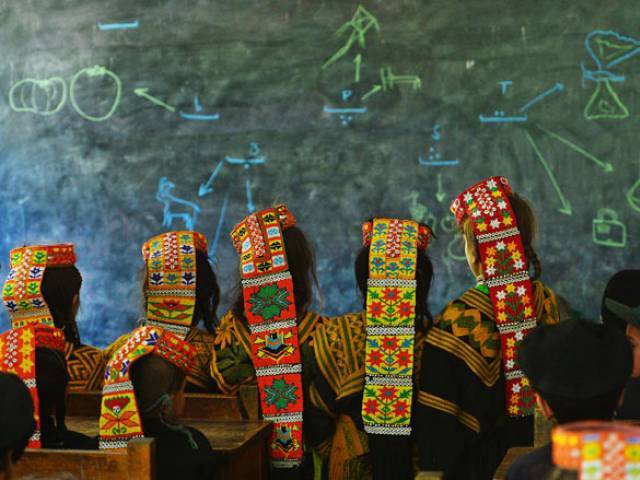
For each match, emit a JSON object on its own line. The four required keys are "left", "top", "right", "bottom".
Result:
{"left": 524, "top": 244, "right": 542, "bottom": 281}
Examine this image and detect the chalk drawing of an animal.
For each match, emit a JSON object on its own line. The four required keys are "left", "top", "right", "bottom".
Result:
{"left": 156, "top": 177, "right": 201, "bottom": 230}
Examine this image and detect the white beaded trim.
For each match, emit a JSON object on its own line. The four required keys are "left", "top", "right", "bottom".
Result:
{"left": 476, "top": 227, "right": 521, "bottom": 244}
{"left": 255, "top": 363, "right": 302, "bottom": 377}
{"left": 250, "top": 319, "right": 297, "bottom": 334}
{"left": 366, "top": 326, "right": 414, "bottom": 336}
{"left": 242, "top": 271, "right": 292, "bottom": 288}
{"left": 486, "top": 271, "right": 530, "bottom": 288}
{"left": 103, "top": 380, "right": 134, "bottom": 394}
{"left": 365, "top": 375, "right": 413, "bottom": 386}
{"left": 367, "top": 278, "right": 417, "bottom": 288}
{"left": 364, "top": 425, "right": 411, "bottom": 435}
{"left": 263, "top": 412, "right": 303, "bottom": 423}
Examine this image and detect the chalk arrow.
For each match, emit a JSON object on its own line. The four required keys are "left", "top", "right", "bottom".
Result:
{"left": 518, "top": 83, "right": 564, "bottom": 113}
{"left": 198, "top": 160, "right": 224, "bottom": 197}
{"left": 537, "top": 125, "right": 614, "bottom": 173}
{"left": 354, "top": 54, "right": 362, "bottom": 83}
{"left": 436, "top": 173, "right": 446, "bottom": 203}
{"left": 134, "top": 88, "right": 175, "bottom": 112}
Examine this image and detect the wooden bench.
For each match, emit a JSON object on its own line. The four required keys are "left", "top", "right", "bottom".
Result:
{"left": 14, "top": 438, "right": 155, "bottom": 480}
{"left": 65, "top": 417, "right": 271, "bottom": 480}
{"left": 67, "top": 386, "right": 260, "bottom": 421}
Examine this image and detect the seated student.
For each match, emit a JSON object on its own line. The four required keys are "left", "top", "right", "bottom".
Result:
{"left": 100, "top": 326, "right": 216, "bottom": 480}
{"left": 601, "top": 269, "right": 640, "bottom": 419}
{"left": 546, "top": 421, "right": 640, "bottom": 480}
{"left": 104, "top": 231, "right": 221, "bottom": 392}
{"left": 4, "top": 245, "right": 105, "bottom": 391}
{"left": 415, "top": 176, "right": 560, "bottom": 480}
{"left": 505, "top": 318, "right": 632, "bottom": 480}
{"left": 0, "top": 372, "right": 35, "bottom": 480}
{"left": 2, "top": 246, "right": 95, "bottom": 450}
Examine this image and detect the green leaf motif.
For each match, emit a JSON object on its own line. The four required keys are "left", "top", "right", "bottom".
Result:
{"left": 249, "top": 284, "right": 291, "bottom": 320}
{"left": 264, "top": 377, "right": 298, "bottom": 411}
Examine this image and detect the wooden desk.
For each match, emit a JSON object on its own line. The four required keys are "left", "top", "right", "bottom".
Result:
{"left": 67, "top": 417, "right": 272, "bottom": 480}
{"left": 493, "top": 447, "right": 535, "bottom": 480}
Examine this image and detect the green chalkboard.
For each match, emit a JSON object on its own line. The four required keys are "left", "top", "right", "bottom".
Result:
{"left": 0, "top": 0, "right": 638, "bottom": 346}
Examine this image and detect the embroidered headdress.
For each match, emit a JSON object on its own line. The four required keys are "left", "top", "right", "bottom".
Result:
{"left": 451, "top": 176, "right": 537, "bottom": 416}
{"left": 360, "top": 219, "right": 431, "bottom": 435}
{"left": 553, "top": 422, "right": 640, "bottom": 479}
{"left": 142, "top": 231, "right": 207, "bottom": 339}
{"left": 99, "top": 325, "right": 195, "bottom": 449}
{"left": 230, "top": 204, "right": 303, "bottom": 468}
{"left": 1, "top": 245, "right": 71, "bottom": 448}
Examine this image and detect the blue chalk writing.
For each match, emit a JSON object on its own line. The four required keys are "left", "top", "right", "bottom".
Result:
{"left": 179, "top": 96, "right": 220, "bottom": 121}
{"left": 479, "top": 112, "right": 528, "bottom": 123}
{"left": 519, "top": 83, "right": 564, "bottom": 112}
{"left": 499, "top": 80, "right": 513, "bottom": 95}
{"left": 209, "top": 191, "right": 230, "bottom": 262}
{"left": 97, "top": 20, "right": 139, "bottom": 30}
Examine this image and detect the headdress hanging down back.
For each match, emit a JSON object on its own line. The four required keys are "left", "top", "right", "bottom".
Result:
{"left": 360, "top": 219, "right": 431, "bottom": 435}
{"left": 142, "top": 231, "right": 208, "bottom": 339}
{"left": 230, "top": 204, "right": 303, "bottom": 468}
{"left": 1, "top": 245, "right": 72, "bottom": 448}
{"left": 99, "top": 326, "right": 195, "bottom": 449}
{"left": 450, "top": 176, "right": 538, "bottom": 417}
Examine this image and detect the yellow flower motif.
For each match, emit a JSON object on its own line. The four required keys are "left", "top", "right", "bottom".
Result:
{"left": 507, "top": 242, "right": 517, "bottom": 252}
{"left": 524, "top": 306, "right": 533, "bottom": 317}
{"left": 486, "top": 247, "right": 496, "bottom": 256}
{"left": 492, "top": 190, "right": 502, "bottom": 198}
{"left": 505, "top": 347, "right": 514, "bottom": 359}
{"left": 21, "top": 357, "right": 35, "bottom": 372}
{"left": 521, "top": 295, "right": 530, "bottom": 305}
{"left": 498, "top": 312, "right": 507, "bottom": 322}
{"left": 506, "top": 338, "right": 515, "bottom": 348}
{"left": 486, "top": 257, "right": 496, "bottom": 267}
{"left": 506, "top": 284, "right": 516, "bottom": 293}
{"left": 496, "top": 301, "right": 506, "bottom": 310}
{"left": 503, "top": 216, "right": 513, "bottom": 226}
{"left": 509, "top": 405, "right": 520, "bottom": 415}
{"left": 477, "top": 222, "right": 488, "bottom": 232}
{"left": 521, "top": 377, "right": 530, "bottom": 387}
{"left": 511, "top": 251, "right": 521, "bottom": 261}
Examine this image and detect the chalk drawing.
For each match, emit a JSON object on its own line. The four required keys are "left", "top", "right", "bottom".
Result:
{"left": 9, "top": 77, "right": 67, "bottom": 115}
{"left": 156, "top": 177, "right": 200, "bottom": 230}
{"left": 69, "top": 65, "right": 122, "bottom": 122}
{"left": 97, "top": 20, "right": 139, "bottom": 30}
{"left": 418, "top": 124, "right": 459, "bottom": 167}
{"left": 363, "top": 67, "right": 421, "bottom": 101}
{"left": 627, "top": 159, "right": 640, "bottom": 214}
{"left": 134, "top": 88, "right": 175, "bottom": 112}
{"left": 209, "top": 190, "right": 230, "bottom": 262}
{"left": 179, "top": 96, "right": 220, "bottom": 121}
{"left": 479, "top": 82, "right": 564, "bottom": 123}
{"left": 323, "top": 89, "right": 367, "bottom": 126}
{"left": 536, "top": 125, "right": 613, "bottom": 172}
{"left": 592, "top": 209, "right": 627, "bottom": 248}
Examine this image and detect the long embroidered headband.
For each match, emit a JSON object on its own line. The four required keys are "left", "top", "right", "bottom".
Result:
{"left": 451, "top": 176, "right": 537, "bottom": 417}
{"left": 99, "top": 325, "right": 195, "bottom": 449}
{"left": 230, "top": 204, "right": 303, "bottom": 468}
{"left": 142, "top": 231, "right": 207, "bottom": 339}
{"left": 552, "top": 422, "right": 640, "bottom": 479}
{"left": 361, "top": 218, "right": 431, "bottom": 435}
{"left": 0, "top": 324, "right": 66, "bottom": 448}
{"left": 3, "top": 244, "right": 76, "bottom": 330}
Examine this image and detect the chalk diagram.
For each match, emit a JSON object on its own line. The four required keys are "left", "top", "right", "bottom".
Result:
{"left": 198, "top": 142, "right": 266, "bottom": 260}
{"left": 156, "top": 177, "right": 200, "bottom": 231}
{"left": 581, "top": 30, "right": 640, "bottom": 120}
{"left": 321, "top": 5, "right": 421, "bottom": 126}
{"left": 9, "top": 66, "right": 122, "bottom": 121}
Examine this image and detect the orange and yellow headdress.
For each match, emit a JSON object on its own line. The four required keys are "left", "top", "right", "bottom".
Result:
{"left": 230, "top": 204, "right": 303, "bottom": 468}
{"left": 360, "top": 219, "right": 431, "bottom": 435}
{"left": 142, "top": 231, "right": 207, "bottom": 339}
{"left": 99, "top": 326, "right": 195, "bottom": 449}
{"left": 1, "top": 245, "right": 72, "bottom": 447}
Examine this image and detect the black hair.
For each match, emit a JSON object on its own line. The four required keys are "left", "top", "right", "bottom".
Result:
{"left": 539, "top": 387, "right": 624, "bottom": 425}
{"left": 232, "top": 225, "right": 319, "bottom": 320}
{"left": 354, "top": 222, "right": 434, "bottom": 332}
{"left": 41, "top": 266, "right": 82, "bottom": 345}
{"left": 130, "top": 355, "right": 185, "bottom": 421}
{"left": 35, "top": 347, "right": 69, "bottom": 448}
{"left": 0, "top": 372, "right": 34, "bottom": 472}
{"left": 194, "top": 251, "right": 220, "bottom": 334}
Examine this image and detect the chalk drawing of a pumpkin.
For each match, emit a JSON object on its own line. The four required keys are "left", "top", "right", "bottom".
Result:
{"left": 9, "top": 77, "right": 67, "bottom": 116}
{"left": 69, "top": 65, "right": 122, "bottom": 122}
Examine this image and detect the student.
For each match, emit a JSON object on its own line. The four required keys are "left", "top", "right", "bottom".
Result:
{"left": 212, "top": 205, "right": 326, "bottom": 476}
{"left": 0, "top": 372, "right": 35, "bottom": 480}
{"left": 415, "top": 176, "right": 560, "bottom": 480}
{"left": 547, "top": 422, "right": 640, "bottom": 480}
{"left": 2, "top": 245, "right": 95, "bottom": 449}
{"left": 601, "top": 269, "right": 640, "bottom": 419}
{"left": 3, "top": 244, "right": 105, "bottom": 391}
{"left": 505, "top": 318, "right": 632, "bottom": 479}
{"left": 104, "top": 231, "right": 221, "bottom": 391}
{"left": 100, "top": 326, "right": 216, "bottom": 480}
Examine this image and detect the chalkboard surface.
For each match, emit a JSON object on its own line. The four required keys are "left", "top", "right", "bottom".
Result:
{"left": 1, "top": 0, "right": 638, "bottom": 346}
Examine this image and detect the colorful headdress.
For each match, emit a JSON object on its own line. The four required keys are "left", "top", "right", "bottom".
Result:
{"left": 360, "top": 219, "right": 431, "bottom": 435}
{"left": 3, "top": 244, "right": 77, "bottom": 330}
{"left": 451, "top": 176, "right": 537, "bottom": 417}
{"left": 230, "top": 204, "right": 303, "bottom": 468}
{"left": 1, "top": 245, "right": 72, "bottom": 447}
{"left": 99, "top": 326, "right": 195, "bottom": 449}
{"left": 553, "top": 422, "right": 640, "bottom": 479}
{"left": 142, "top": 231, "right": 207, "bottom": 339}
{"left": 0, "top": 324, "right": 66, "bottom": 448}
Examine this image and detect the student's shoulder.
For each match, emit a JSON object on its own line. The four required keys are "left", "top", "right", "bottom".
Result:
{"left": 506, "top": 445, "right": 553, "bottom": 480}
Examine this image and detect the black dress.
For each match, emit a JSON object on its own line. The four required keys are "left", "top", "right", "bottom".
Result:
{"left": 141, "top": 418, "right": 217, "bottom": 480}
{"left": 505, "top": 444, "right": 553, "bottom": 480}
